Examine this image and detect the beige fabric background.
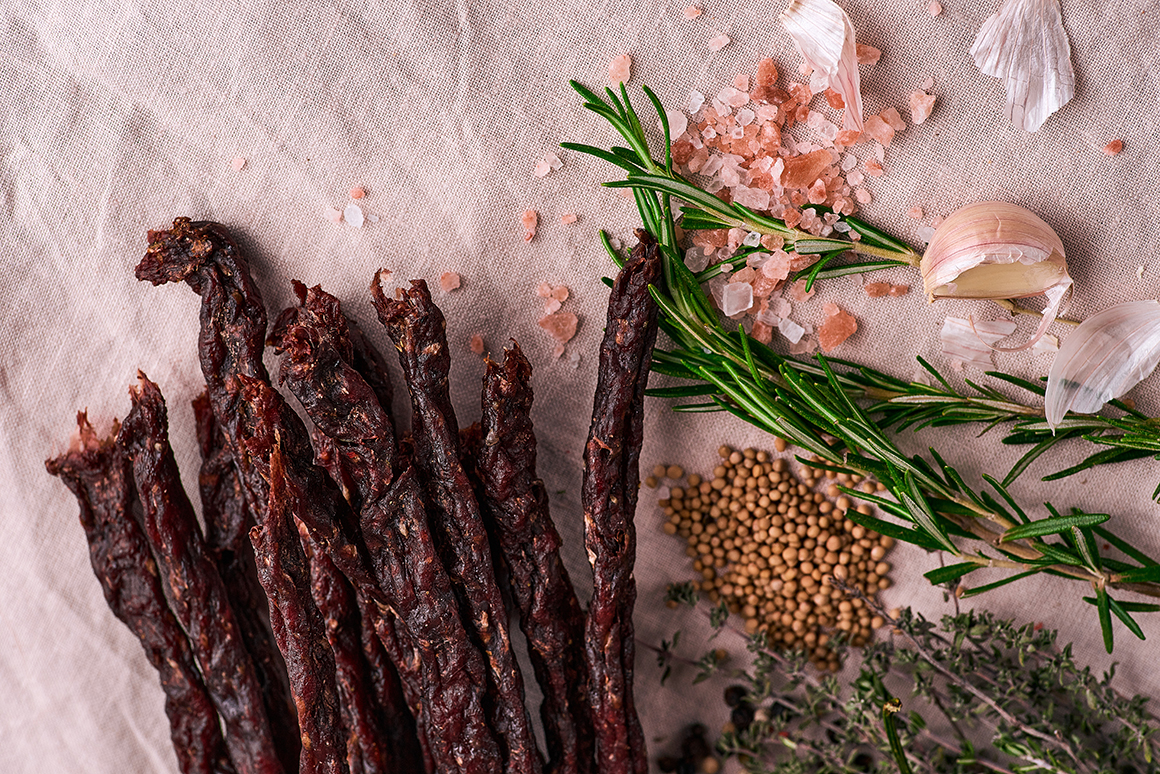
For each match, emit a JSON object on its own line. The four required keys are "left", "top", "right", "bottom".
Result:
{"left": 2, "top": 0, "right": 1159, "bottom": 771}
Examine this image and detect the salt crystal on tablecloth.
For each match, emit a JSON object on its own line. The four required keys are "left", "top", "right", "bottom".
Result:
{"left": 683, "top": 5, "right": 702, "bottom": 19}
{"left": 522, "top": 210, "right": 539, "bottom": 241}
{"left": 551, "top": 285, "right": 569, "bottom": 302}
{"left": 543, "top": 298, "right": 562, "bottom": 314}
{"left": 921, "top": 76, "right": 936, "bottom": 90}
{"left": 534, "top": 159, "right": 552, "bottom": 177}
{"left": 788, "top": 278, "right": 815, "bottom": 302}
{"left": 847, "top": 169, "right": 864, "bottom": 186}
{"left": 1104, "top": 139, "right": 1123, "bottom": 155}
{"left": 778, "top": 318, "right": 806, "bottom": 344}
{"left": 742, "top": 231, "right": 763, "bottom": 247}
{"left": 325, "top": 206, "right": 343, "bottom": 224}
{"left": 688, "top": 91, "right": 705, "bottom": 113}
{"left": 439, "top": 272, "right": 461, "bottom": 292}
{"left": 350, "top": 186, "right": 365, "bottom": 199}
{"left": 824, "top": 89, "right": 845, "bottom": 110}
{"left": 230, "top": 156, "right": 246, "bottom": 171}
{"left": 889, "top": 284, "right": 910, "bottom": 296}
{"left": 709, "top": 34, "right": 731, "bottom": 52}
{"left": 684, "top": 247, "right": 711, "bottom": 272}
{"left": 840, "top": 153, "right": 858, "bottom": 172}
{"left": 881, "top": 107, "right": 906, "bottom": 131}
{"left": 751, "top": 59, "right": 780, "bottom": 103}
{"left": 909, "top": 91, "right": 937, "bottom": 124}
{"left": 736, "top": 108, "right": 755, "bottom": 126}
{"left": 721, "top": 282, "right": 753, "bottom": 316}
{"left": 560, "top": 212, "right": 577, "bottom": 225}
{"left": 367, "top": 214, "right": 380, "bottom": 223}
{"left": 862, "top": 116, "right": 895, "bottom": 147}
{"left": 931, "top": 215, "right": 945, "bottom": 227}
{"left": 808, "top": 179, "right": 828, "bottom": 205}
{"left": 917, "top": 225, "right": 936, "bottom": 243}
{"left": 344, "top": 204, "right": 364, "bottom": 228}
{"left": 907, "top": 206, "right": 924, "bottom": 219}
{"left": 864, "top": 159, "right": 884, "bottom": 177}
{"left": 536, "top": 282, "right": 553, "bottom": 298}
{"left": 818, "top": 303, "right": 857, "bottom": 352}
{"left": 609, "top": 54, "right": 632, "bottom": 85}
{"left": 864, "top": 282, "right": 891, "bottom": 297}
{"left": 470, "top": 334, "right": 485, "bottom": 355}
{"left": 854, "top": 188, "right": 872, "bottom": 204}
{"left": 928, "top": 1, "right": 942, "bottom": 16}
{"left": 539, "top": 312, "right": 579, "bottom": 343}
{"left": 856, "top": 44, "right": 881, "bottom": 65}
{"left": 664, "top": 109, "right": 688, "bottom": 138}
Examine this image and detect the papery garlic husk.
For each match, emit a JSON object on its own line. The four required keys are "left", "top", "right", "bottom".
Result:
{"left": 921, "top": 201, "right": 1072, "bottom": 350}
{"left": 780, "top": 0, "right": 864, "bottom": 131}
{"left": 1044, "top": 300, "right": 1160, "bottom": 430}
{"left": 969, "top": 0, "right": 1075, "bottom": 132}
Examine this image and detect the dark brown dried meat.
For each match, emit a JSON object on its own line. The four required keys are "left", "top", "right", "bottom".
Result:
{"left": 46, "top": 414, "right": 235, "bottom": 774}
{"left": 271, "top": 284, "right": 502, "bottom": 774}
{"left": 475, "top": 343, "right": 594, "bottom": 774}
{"left": 373, "top": 277, "right": 542, "bottom": 774}
{"left": 118, "top": 373, "right": 282, "bottom": 774}
{"left": 193, "top": 391, "right": 301, "bottom": 774}
{"left": 252, "top": 444, "right": 349, "bottom": 774}
{"left": 581, "top": 230, "right": 660, "bottom": 774}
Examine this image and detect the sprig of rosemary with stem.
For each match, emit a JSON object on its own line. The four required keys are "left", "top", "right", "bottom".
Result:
{"left": 566, "top": 82, "right": 1160, "bottom": 651}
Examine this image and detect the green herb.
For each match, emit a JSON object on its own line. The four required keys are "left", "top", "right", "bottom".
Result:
{"left": 567, "top": 83, "right": 1160, "bottom": 643}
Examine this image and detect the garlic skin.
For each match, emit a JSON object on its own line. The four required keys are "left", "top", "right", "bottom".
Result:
{"left": 1044, "top": 300, "right": 1160, "bottom": 430}
{"left": 780, "top": 0, "right": 864, "bottom": 131}
{"left": 970, "top": 0, "right": 1075, "bottom": 132}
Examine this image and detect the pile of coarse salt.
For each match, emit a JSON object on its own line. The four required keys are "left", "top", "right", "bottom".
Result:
{"left": 536, "top": 282, "right": 580, "bottom": 362}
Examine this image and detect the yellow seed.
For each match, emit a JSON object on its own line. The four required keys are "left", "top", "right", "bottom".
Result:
{"left": 666, "top": 465, "right": 684, "bottom": 480}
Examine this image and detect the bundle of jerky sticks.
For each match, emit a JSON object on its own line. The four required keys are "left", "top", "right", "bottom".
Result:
{"left": 46, "top": 218, "right": 660, "bottom": 774}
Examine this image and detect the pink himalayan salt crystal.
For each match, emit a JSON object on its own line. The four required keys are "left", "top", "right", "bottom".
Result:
{"left": 780, "top": 148, "right": 833, "bottom": 189}
{"left": 789, "top": 334, "right": 817, "bottom": 355}
{"left": 864, "top": 282, "right": 891, "bottom": 298}
{"left": 856, "top": 44, "right": 881, "bottom": 65}
{"left": 824, "top": 89, "right": 845, "bottom": 110}
{"left": 550, "top": 285, "right": 569, "bottom": 302}
{"left": 721, "top": 282, "right": 754, "bottom": 316}
{"left": 862, "top": 115, "right": 895, "bottom": 147}
{"left": 921, "top": 76, "right": 936, "bottom": 90}
{"left": 761, "top": 234, "right": 785, "bottom": 251}
{"left": 808, "top": 178, "right": 828, "bottom": 205}
{"left": 552, "top": 342, "right": 567, "bottom": 358}
{"left": 683, "top": 5, "right": 702, "bottom": 19}
{"left": 750, "top": 58, "right": 780, "bottom": 103}
{"left": 928, "top": 1, "right": 943, "bottom": 15}
{"left": 931, "top": 215, "right": 945, "bottom": 227}
{"left": 751, "top": 320, "right": 774, "bottom": 344}
{"left": 609, "top": 54, "right": 632, "bottom": 85}
{"left": 536, "top": 282, "right": 553, "bottom": 298}
{"left": 230, "top": 156, "right": 246, "bottom": 171}
{"left": 1104, "top": 139, "right": 1124, "bottom": 155}
{"left": 847, "top": 169, "right": 865, "bottom": 185}
{"left": 522, "top": 209, "right": 538, "bottom": 242}
{"left": 818, "top": 303, "right": 857, "bottom": 352}
{"left": 534, "top": 159, "right": 552, "bottom": 177}
{"left": 325, "top": 206, "right": 343, "bottom": 224}
{"left": 733, "top": 73, "right": 750, "bottom": 92}
{"left": 708, "top": 34, "right": 731, "bottom": 52}
{"left": 350, "top": 186, "right": 366, "bottom": 199}
{"left": 539, "top": 311, "right": 579, "bottom": 343}
{"left": 560, "top": 212, "right": 578, "bottom": 225}
{"left": 864, "top": 159, "right": 884, "bottom": 177}
{"left": 543, "top": 298, "right": 562, "bottom": 314}
{"left": 834, "top": 129, "right": 861, "bottom": 148}
{"left": 881, "top": 107, "right": 906, "bottom": 132}
{"left": 889, "top": 284, "right": 910, "bottom": 297}
{"left": 854, "top": 188, "right": 873, "bottom": 204}
{"left": 909, "top": 90, "right": 937, "bottom": 125}
{"left": 439, "top": 271, "right": 461, "bottom": 292}
{"left": 470, "top": 334, "right": 485, "bottom": 355}
{"left": 907, "top": 206, "right": 925, "bottom": 219}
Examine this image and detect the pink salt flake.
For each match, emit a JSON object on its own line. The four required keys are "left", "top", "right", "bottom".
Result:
{"left": 751, "top": 320, "right": 774, "bottom": 344}
{"left": 1104, "top": 139, "right": 1124, "bottom": 155}
{"left": 921, "top": 76, "right": 936, "bottom": 90}
{"left": 609, "top": 54, "right": 632, "bottom": 85}
{"left": 760, "top": 234, "right": 785, "bottom": 251}
{"left": 550, "top": 285, "right": 569, "bottom": 302}
{"left": 789, "top": 277, "right": 816, "bottom": 302}
{"left": 807, "top": 178, "right": 828, "bottom": 205}
{"left": 864, "top": 282, "right": 891, "bottom": 298}
{"left": 683, "top": 5, "right": 702, "bottom": 19}
{"left": 818, "top": 303, "right": 857, "bottom": 352}
{"left": 708, "top": 34, "right": 731, "bottom": 52}
{"left": 880, "top": 107, "right": 906, "bottom": 131}
{"left": 928, "top": 1, "right": 943, "bottom": 15}
{"left": 543, "top": 298, "right": 562, "bottom": 314}
{"left": 230, "top": 156, "right": 246, "bottom": 171}
{"left": 534, "top": 159, "right": 552, "bottom": 177}
{"left": 854, "top": 188, "right": 872, "bottom": 204}
{"left": 750, "top": 58, "right": 780, "bottom": 103}
{"left": 864, "top": 159, "right": 884, "bottom": 177}
{"left": 470, "top": 334, "right": 485, "bottom": 355}
{"left": 439, "top": 271, "right": 461, "bottom": 293}
{"left": 325, "top": 206, "right": 343, "bottom": 224}
{"left": 908, "top": 90, "right": 937, "bottom": 125}
{"left": 536, "top": 282, "right": 553, "bottom": 298}
{"left": 907, "top": 206, "right": 925, "bottom": 219}
{"left": 350, "top": 186, "right": 366, "bottom": 199}
{"left": 856, "top": 44, "right": 881, "bottom": 65}
{"left": 889, "top": 284, "right": 910, "bottom": 297}
{"left": 788, "top": 334, "right": 817, "bottom": 355}
{"left": 721, "top": 282, "right": 754, "bottom": 316}
{"left": 560, "top": 212, "right": 578, "bottom": 225}
{"left": 733, "top": 74, "right": 750, "bottom": 92}
{"left": 552, "top": 342, "right": 566, "bottom": 358}
{"left": 847, "top": 169, "right": 865, "bottom": 185}
{"left": 931, "top": 215, "right": 945, "bottom": 227}
{"left": 824, "top": 89, "right": 845, "bottom": 110}
{"left": 539, "top": 312, "right": 579, "bottom": 343}
{"left": 522, "top": 209, "right": 539, "bottom": 242}
{"left": 780, "top": 148, "right": 833, "bottom": 189}
{"left": 862, "top": 115, "right": 895, "bottom": 147}
{"left": 834, "top": 129, "right": 861, "bottom": 148}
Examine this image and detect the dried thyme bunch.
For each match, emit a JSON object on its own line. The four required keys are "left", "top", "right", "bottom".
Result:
{"left": 674, "top": 593, "right": 1158, "bottom": 773}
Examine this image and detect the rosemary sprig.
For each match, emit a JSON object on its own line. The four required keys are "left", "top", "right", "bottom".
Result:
{"left": 567, "top": 83, "right": 1160, "bottom": 649}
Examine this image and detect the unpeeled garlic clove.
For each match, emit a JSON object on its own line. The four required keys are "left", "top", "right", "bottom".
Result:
{"left": 780, "top": 0, "right": 863, "bottom": 131}
{"left": 921, "top": 201, "right": 1072, "bottom": 350}
{"left": 1044, "top": 300, "right": 1160, "bottom": 430}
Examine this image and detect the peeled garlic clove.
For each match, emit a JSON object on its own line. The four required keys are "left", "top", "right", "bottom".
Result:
{"left": 1044, "top": 300, "right": 1160, "bottom": 430}
{"left": 780, "top": 0, "right": 864, "bottom": 131}
{"left": 921, "top": 201, "right": 1072, "bottom": 350}
{"left": 969, "top": 0, "right": 1075, "bottom": 132}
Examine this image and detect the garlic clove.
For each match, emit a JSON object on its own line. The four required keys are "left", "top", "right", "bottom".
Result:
{"left": 969, "top": 0, "right": 1075, "bottom": 133}
{"left": 1044, "top": 300, "right": 1160, "bottom": 430}
{"left": 780, "top": 0, "right": 864, "bottom": 131}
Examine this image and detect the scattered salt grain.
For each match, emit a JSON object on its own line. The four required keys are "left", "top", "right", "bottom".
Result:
{"left": 551, "top": 285, "right": 569, "bottom": 302}
{"left": 534, "top": 159, "right": 552, "bottom": 177}
{"left": 560, "top": 212, "right": 578, "bottom": 225}
{"left": 864, "top": 159, "right": 884, "bottom": 177}
{"left": 350, "top": 186, "right": 366, "bottom": 199}
{"left": 230, "top": 156, "right": 246, "bottom": 171}
{"left": 344, "top": 203, "right": 365, "bottom": 228}
{"left": 847, "top": 169, "right": 864, "bottom": 186}
{"left": 928, "top": 1, "right": 942, "bottom": 16}
{"left": 907, "top": 206, "right": 924, "bottom": 219}
{"left": 921, "top": 76, "right": 936, "bottom": 90}
{"left": 708, "top": 34, "right": 731, "bottom": 52}
{"left": 685, "top": 247, "right": 711, "bottom": 273}
{"left": 663, "top": 109, "right": 688, "bottom": 138}
{"left": 539, "top": 311, "right": 579, "bottom": 343}
{"left": 543, "top": 298, "right": 562, "bottom": 314}
{"left": 930, "top": 215, "right": 945, "bottom": 228}
{"left": 522, "top": 210, "right": 539, "bottom": 242}
{"left": 367, "top": 214, "right": 380, "bottom": 223}
{"left": 840, "top": 153, "right": 858, "bottom": 172}
{"left": 818, "top": 303, "right": 857, "bottom": 352}
{"left": 881, "top": 107, "right": 906, "bottom": 132}
{"left": 862, "top": 116, "right": 895, "bottom": 147}
{"left": 325, "top": 207, "right": 343, "bottom": 224}
{"left": 908, "top": 90, "right": 937, "bottom": 125}
{"left": 1104, "top": 139, "right": 1123, "bottom": 155}
{"left": 864, "top": 282, "right": 891, "bottom": 298}
{"left": 856, "top": 44, "right": 881, "bottom": 65}
{"left": 736, "top": 108, "right": 755, "bottom": 126}
{"left": 917, "top": 225, "right": 937, "bottom": 243}
{"left": 788, "top": 278, "right": 815, "bottom": 302}
{"left": 721, "top": 282, "right": 754, "bottom": 316}
{"left": 609, "top": 54, "right": 632, "bottom": 85}
{"left": 854, "top": 188, "right": 873, "bottom": 204}
{"left": 742, "top": 231, "right": 763, "bottom": 247}
{"left": 683, "top": 5, "right": 702, "bottom": 19}
{"left": 439, "top": 272, "right": 461, "bottom": 293}
{"left": 688, "top": 90, "right": 705, "bottom": 113}
{"left": 470, "top": 334, "right": 486, "bottom": 355}
{"left": 552, "top": 342, "right": 566, "bottom": 358}
{"left": 733, "top": 74, "right": 750, "bottom": 92}
{"left": 536, "top": 282, "right": 553, "bottom": 298}
{"left": 778, "top": 318, "right": 806, "bottom": 344}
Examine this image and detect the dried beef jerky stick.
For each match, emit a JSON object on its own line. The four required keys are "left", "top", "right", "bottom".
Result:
{"left": 373, "top": 277, "right": 542, "bottom": 774}
{"left": 298, "top": 520, "right": 393, "bottom": 774}
{"left": 581, "top": 231, "right": 661, "bottom": 774}
{"left": 46, "top": 414, "right": 235, "bottom": 774}
{"left": 251, "top": 443, "right": 348, "bottom": 774}
{"left": 136, "top": 218, "right": 382, "bottom": 607}
{"left": 193, "top": 391, "right": 301, "bottom": 774}
{"left": 476, "top": 343, "right": 594, "bottom": 774}
{"left": 270, "top": 287, "right": 501, "bottom": 774}
{"left": 119, "top": 373, "right": 282, "bottom": 774}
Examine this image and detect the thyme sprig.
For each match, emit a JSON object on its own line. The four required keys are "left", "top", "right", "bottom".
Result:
{"left": 566, "top": 83, "right": 1160, "bottom": 650}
